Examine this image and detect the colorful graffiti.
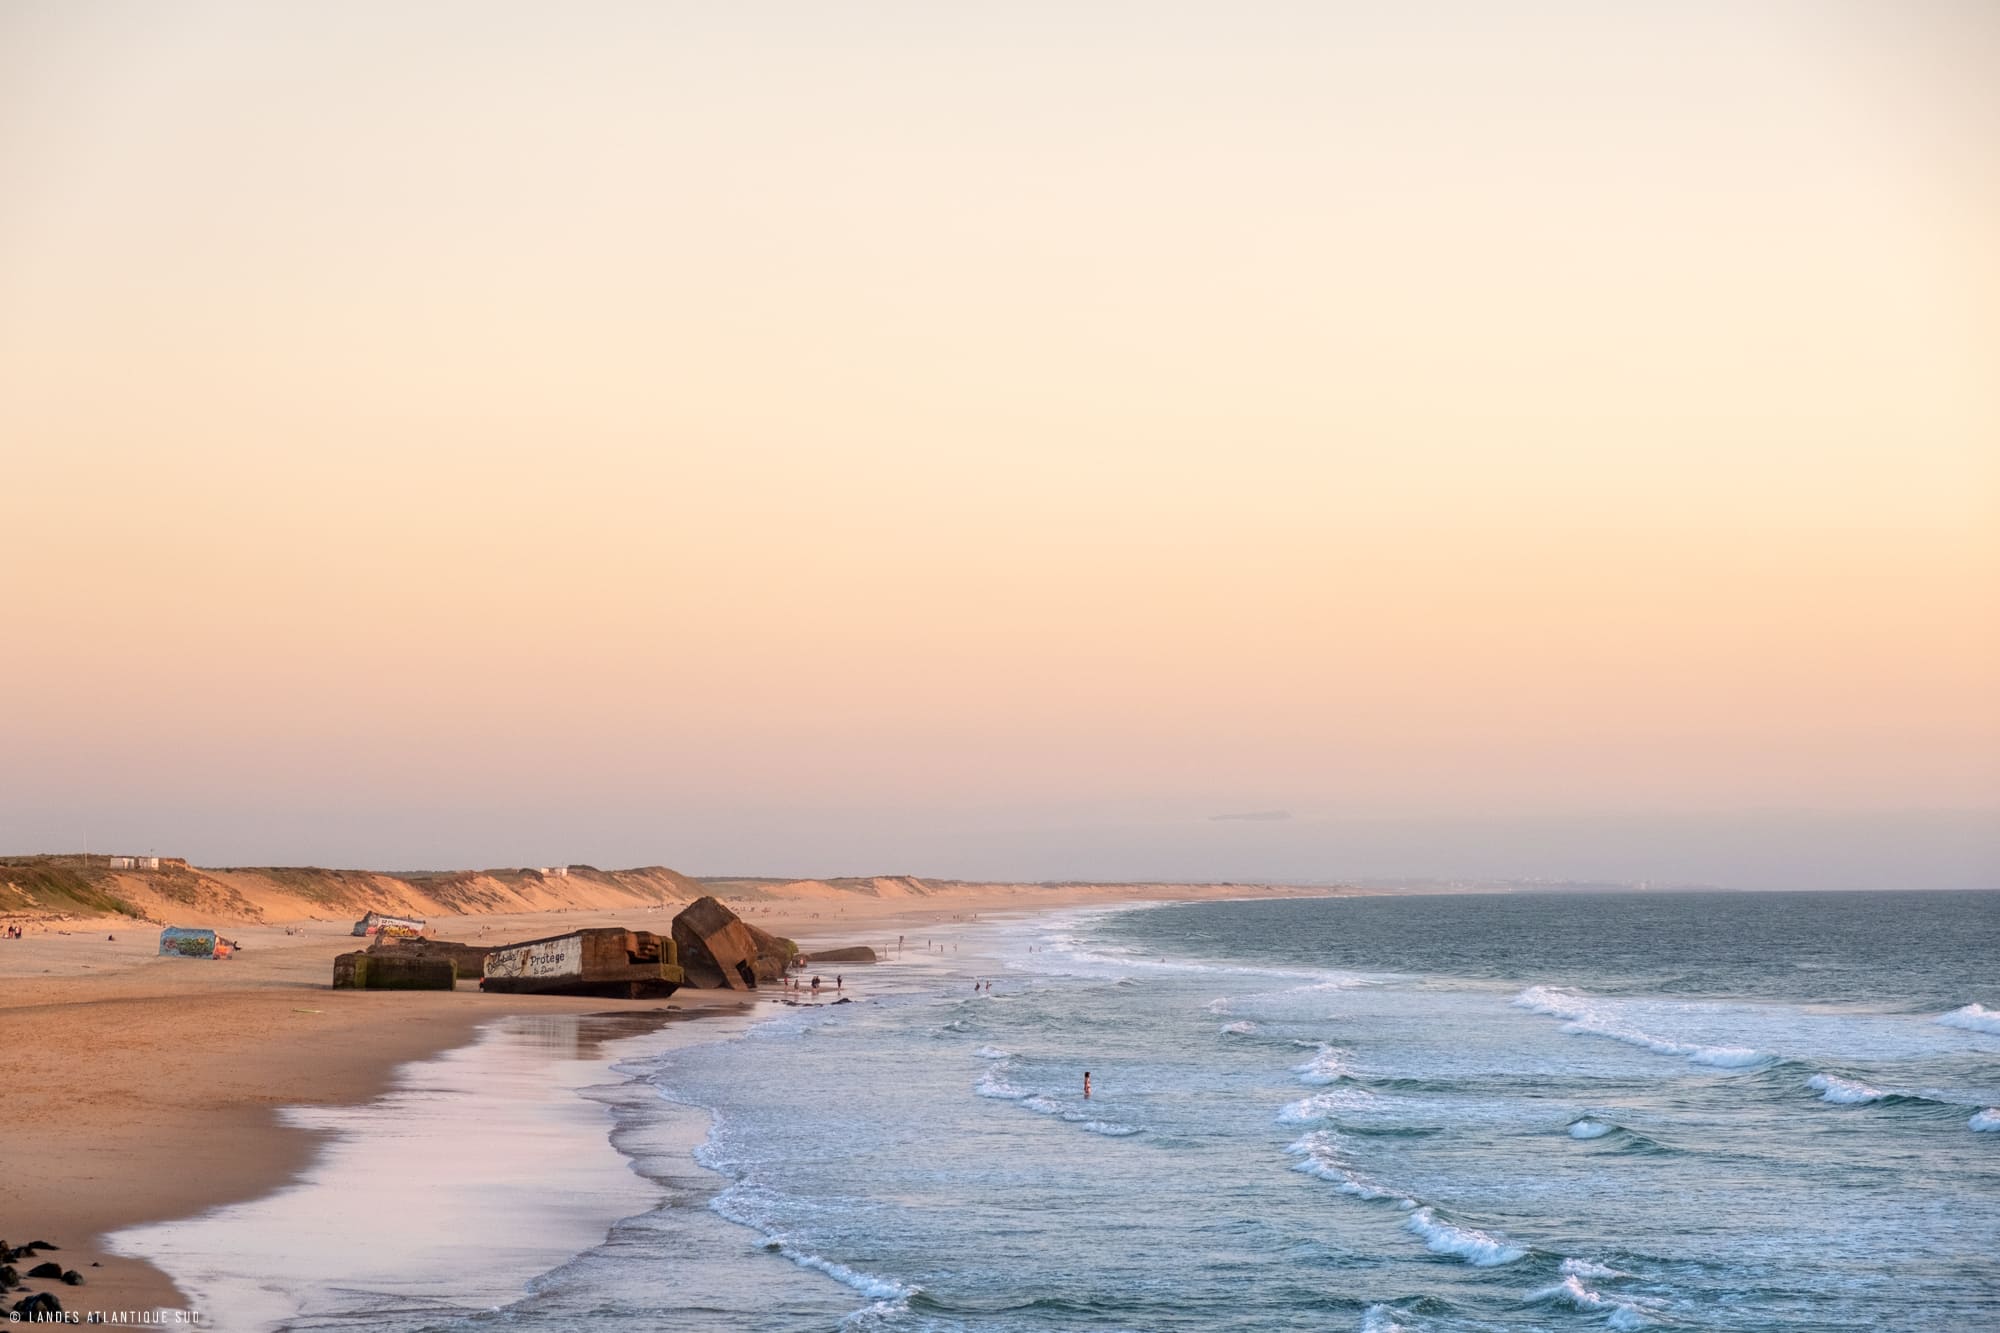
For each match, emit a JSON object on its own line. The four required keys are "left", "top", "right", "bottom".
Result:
{"left": 158, "top": 927, "right": 217, "bottom": 958}
{"left": 484, "top": 934, "right": 583, "bottom": 981}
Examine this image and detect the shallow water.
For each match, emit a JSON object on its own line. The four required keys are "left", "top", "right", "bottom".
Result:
{"left": 611, "top": 892, "right": 1998, "bottom": 1332}
{"left": 119, "top": 891, "right": 2000, "bottom": 1331}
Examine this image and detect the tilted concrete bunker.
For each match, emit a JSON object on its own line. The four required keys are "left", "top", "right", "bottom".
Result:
{"left": 480, "top": 927, "right": 685, "bottom": 999}
{"left": 671, "top": 896, "right": 763, "bottom": 990}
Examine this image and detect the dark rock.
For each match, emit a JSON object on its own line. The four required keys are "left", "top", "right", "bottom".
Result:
{"left": 26, "top": 1262, "right": 63, "bottom": 1280}
{"left": 12, "top": 1292, "right": 62, "bottom": 1316}
{"left": 0, "top": 1266, "right": 16, "bottom": 1287}
{"left": 26, "top": 1243, "right": 56, "bottom": 1252}
{"left": 60, "top": 1271, "right": 81, "bottom": 1286}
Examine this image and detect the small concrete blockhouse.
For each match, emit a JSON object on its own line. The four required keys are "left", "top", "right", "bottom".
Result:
{"left": 671, "top": 895, "right": 763, "bottom": 991}
{"left": 481, "top": 928, "right": 686, "bottom": 999}
{"left": 158, "top": 927, "right": 219, "bottom": 958}
{"left": 352, "top": 912, "right": 427, "bottom": 939}
{"left": 333, "top": 951, "right": 456, "bottom": 990}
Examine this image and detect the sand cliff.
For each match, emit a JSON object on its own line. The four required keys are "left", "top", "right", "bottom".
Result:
{"left": 2, "top": 855, "right": 1307, "bottom": 930}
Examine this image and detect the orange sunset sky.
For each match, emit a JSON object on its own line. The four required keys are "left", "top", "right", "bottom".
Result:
{"left": 3, "top": 2, "right": 1995, "bottom": 886}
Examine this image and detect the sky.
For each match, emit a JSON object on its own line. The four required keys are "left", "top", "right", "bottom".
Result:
{"left": 2, "top": 1, "right": 1995, "bottom": 887}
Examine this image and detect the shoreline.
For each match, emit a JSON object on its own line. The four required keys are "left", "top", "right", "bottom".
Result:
{"left": 108, "top": 1005, "right": 766, "bottom": 1332}
{"left": 2, "top": 882, "right": 1345, "bottom": 1323}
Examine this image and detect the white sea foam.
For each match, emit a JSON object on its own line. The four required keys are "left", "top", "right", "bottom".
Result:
{"left": 1807, "top": 1073, "right": 1888, "bottom": 1105}
{"left": 1284, "top": 1131, "right": 1412, "bottom": 1204}
{"left": 1402, "top": 1207, "right": 1525, "bottom": 1266}
{"left": 974, "top": 1062, "right": 1144, "bottom": 1136}
{"left": 1359, "top": 1305, "right": 1408, "bottom": 1333}
{"left": 1561, "top": 1257, "right": 1628, "bottom": 1280}
{"left": 1220, "top": 1020, "right": 1259, "bottom": 1035}
{"left": 708, "top": 1186, "right": 917, "bottom": 1307}
{"left": 782, "top": 1245, "right": 917, "bottom": 1302}
{"left": 1533, "top": 1273, "right": 1655, "bottom": 1329}
{"left": 1937, "top": 1004, "right": 2000, "bottom": 1035}
{"left": 974, "top": 1071, "right": 1024, "bottom": 1100}
{"left": 1277, "top": 1088, "right": 1371, "bottom": 1125}
{"left": 1568, "top": 1119, "right": 1617, "bottom": 1139}
{"left": 973, "top": 1046, "right": 1011, "bottom": 1060}
{"left": 1970, "top": 1108, "right": 2000, "bottom": 1132}
{"left": 1513, "top": 986, "right": 1767, "bottom": 1069}
{"left": 1292, "top": 1044, "right": 1349, "bottom": 1085}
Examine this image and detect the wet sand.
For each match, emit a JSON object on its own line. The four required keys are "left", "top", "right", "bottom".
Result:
{"left": 0, "top": 882, "right": 1336, "bottom": 1322}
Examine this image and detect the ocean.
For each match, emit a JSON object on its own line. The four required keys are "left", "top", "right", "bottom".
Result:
{"left": 123, "top": 891, "right": 2000, "bottom": 1331}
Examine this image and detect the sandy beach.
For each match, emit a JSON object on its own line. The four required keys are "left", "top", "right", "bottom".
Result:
{"left": 1, "top": 879, "right": 1339, "bottom": 1323}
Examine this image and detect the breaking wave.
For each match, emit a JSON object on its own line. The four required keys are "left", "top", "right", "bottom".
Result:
{"left": 975, "top": 1070, "right": 1024, "bottom": 1100}
{"left": 1080, "top": 1120, "right": 1143, "bottom": 1137}
{"left": 1532, "top": 1273, "right": 1656, "bottom": 1329}
{"left": 1513, "top": 986, "right": 1767, "bottom": 1068}
{"left": 1220, "top": 1020, "right": 1260, "bottom": 1035}
{"left": 1562, "top": 1257, "right": 1628, "bottom": 1281}
{"left": 1284, "top": 1131, "right": 1413, "bottom": 1205}
{"left": 974, "top": 1066, "right": 1144, "bottom": 1138}
{"left": 1402, "top": 1207, "right": 1525, "bottom": 1266}
{"left": 1359, "top": 1305, "right": 1409, "bottom": 1333}
{"left": 1277, "top": 1088, "right": 1372, "bottom": 1125}
{"left": 1807, "top": 1073, "right": 1887, "bottom": 1105}
{"left": 781, "top": 1245, "right": 916, "bottom": 1303}
{"left": 1292, "top": 1043, "right": 1350, "bottom": 1085}
{"left": 706, "top": 1182, "right": 916, "bottom": 1308}
{"left": 1568, "top": 1118, "right": 1618, "bottom": 1140}
{"left": 973, "top": 1046, "right": 1011, "bottom": 1060}
{"left": 1937, "top": 1004, "right": 2000, "bottom": 1036}
{"left": 1970, "top": 1109, "right": 2000, "bottom": 1132}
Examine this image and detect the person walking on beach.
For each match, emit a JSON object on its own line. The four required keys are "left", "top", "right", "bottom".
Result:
{"left": 835, "top": 974, "right": 843, "bottom": 991}
{"left": 1083, "top": 1071, "right": 1092, "bottom": 1100}
{"left": 811, "top": 975, "right": 822, "bottom": 995}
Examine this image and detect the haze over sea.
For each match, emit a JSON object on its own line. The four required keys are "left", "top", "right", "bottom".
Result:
{"left": 149, "top": 889, "right": 1995, "bottom": 1332}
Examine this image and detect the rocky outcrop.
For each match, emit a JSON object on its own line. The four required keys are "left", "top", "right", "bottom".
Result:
{"left": 671, "top": 896, "right": 762, "bottom": 990}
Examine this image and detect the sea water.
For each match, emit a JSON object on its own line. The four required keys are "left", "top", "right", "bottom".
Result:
{"left": 194, "top": 891, "right": 2000, "bottom": 1331}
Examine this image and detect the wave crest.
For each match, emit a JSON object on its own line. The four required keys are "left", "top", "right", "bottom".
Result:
{"left": 1807, "top": 1073, "right": 1887, "bottom": 1105}
{"left": 1533, "top": 1273, "right": 1656, "bottom": 1329}
{"left": 1938, "top": 1004, "right": 2000, "bottom": 1035}
{"left": 1291, "top": 1043, "right": 1349, "bottom": 1085}
{"left": 1513, "top": 986, "right": 1767, "bottom": 1069}
{"left": 1402, "top": 1207, "right": 1525, "bottom": 1266}
{"left": 1284, "top": 1131, "right": 1413, "bottom": 1205}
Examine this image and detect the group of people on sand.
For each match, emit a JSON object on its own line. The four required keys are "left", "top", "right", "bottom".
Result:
{"left": 782, "top": 972, "right": 843, "bottom": 996}
{"left": 2, "top": 924, "right": 22, "bottom": 939}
